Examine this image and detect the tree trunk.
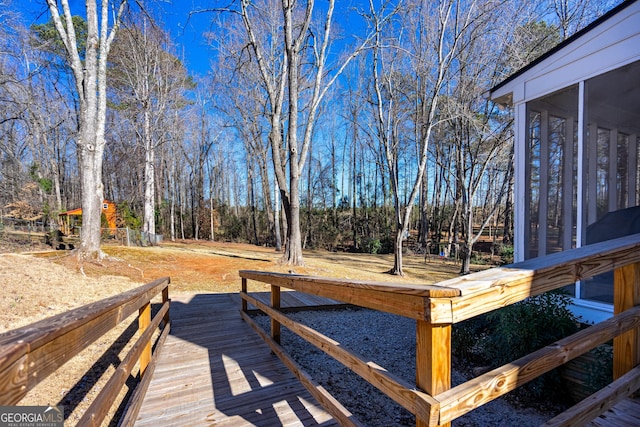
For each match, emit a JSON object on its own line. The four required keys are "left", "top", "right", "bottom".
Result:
{"left": 304, "top": 138, "right": 313, "bottom": 249}
{"left": 392, "top": 227, "right": 405, "bottom": 276}
{"left": 351, "top": 134, "right": 357, "bottom": 250}
{"left": 258, "top": 151, "right": 275, "bottom": 245}
{"left": 143, "top": 110, "right": 155, "bottom": 236}
{"left": 45, "top": 0, "right": 127, "bottom": 259}
{"left": 274, "top": 182, "right": 282, "bottom": 251}
{"left": 248, "top": 161, "right": 259, "bottom": 245}
{"left": 240, "top": 0, "right": 356, "bottom": 264}
{"left": 419, "top": 163, "right": 429, "bottom": 245}
{"left": 331, "top": 136, "right": 337, "bottom": 228}
{"left": 460, "top": 244, "right": 471, "bottom": 275}
{"left": 179, "top": 184, "right": 185, "bottom": 240}
{"left": 51, "top": 155, "right": 62, "bottom": 213}
{"left": 209, "top": 194, "right": 215, "bottom": 241}
{"left": 170, "top": 169, "right": 175, "bottom": 241}
{"left": 282, "top": 176, "right": 304, "bottom": 265}
{"left": 503, "top": 148, "right": 515, "bottom": 245}
{"left": 279, "top": 1, "right": 305, "bottom": 266}
{"left": 78, "top": 141, "right": 104, "bottom": 257}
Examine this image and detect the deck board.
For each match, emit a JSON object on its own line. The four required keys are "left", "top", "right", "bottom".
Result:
{"left": 134, "top": 292, "right": 339, "bottom": 426}
{"left": 589, "top": 397, "right": 640, "bottom": 426}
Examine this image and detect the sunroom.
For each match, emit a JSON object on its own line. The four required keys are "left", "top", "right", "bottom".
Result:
{"left": 486, "top": 0, "right": 640, "bottom": 323}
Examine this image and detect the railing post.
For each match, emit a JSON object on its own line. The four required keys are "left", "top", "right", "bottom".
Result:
{"left": 613, "top": 262, "right": 640, "bottom": 380}
{"left": 271, "top": 285, "right": 281, "bottom": 344}
{"left": 241, "top": 277, "right": 248, "bottom": 313}
{"left": 416, "top": 319, "right": 450, "bottom": 427}
{"left": 139, "top": 302, "right": 152, "bottom": 377}
{"left": 162, "top": 284, "right": 170, "bottom": 326}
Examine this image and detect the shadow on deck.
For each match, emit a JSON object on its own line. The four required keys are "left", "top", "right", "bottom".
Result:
{"left": 133, "top": 293, "right": 343, "bottom": 426}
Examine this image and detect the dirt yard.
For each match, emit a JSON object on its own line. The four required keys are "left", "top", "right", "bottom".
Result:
{"left": 0, "top": 239, "right": 467, "bottom": 425}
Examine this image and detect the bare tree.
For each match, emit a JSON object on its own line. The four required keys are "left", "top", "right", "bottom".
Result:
{"left": 369, "top": 0, "right": 476, "bottom": 275}
{"left": 1, "top": 4, "right": 83, "bottom": 225}
{"left": 45, "top": 0, "right": 127, "bottom": 258}
{"left": 238, "top": 0, "right": 375, "bottom": 265}
{"left": 110, "top": 12, "right": 190, "bottom": 239}
{"left": 551, "top": 0, "right": 616, "bottom": 40}
{"left": 210, "top": 49, "right": 278, "bottom": 246}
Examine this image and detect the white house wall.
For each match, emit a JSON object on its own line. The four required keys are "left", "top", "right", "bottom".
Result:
{"left": 489, "top": 1, "right": 640, "bottom": 323}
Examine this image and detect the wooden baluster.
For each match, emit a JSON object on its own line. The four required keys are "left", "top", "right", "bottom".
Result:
{"left": 613, "top": 262, "right": 640, "bottom": 380}
{"left": 162, "top": 284, "right": 170, "bottom": 326}
{"left": 241, "top": 277, "right": 248, "bottom": 313}
{"left": 271, "top": 285, "right": 281, "bottom": 344}
{"left": 138, "top": 302, "right": 151, "bottom": 377}
{"left": 416, "top": 320, "right": 450, "bottom": 427}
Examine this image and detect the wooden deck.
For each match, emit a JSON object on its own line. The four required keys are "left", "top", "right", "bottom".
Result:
{"left": 589, "top": 397, "right": 640, "bottom": 426}
{"left": 130, "top": 288, "right": 640, "bottom": 426}
{"left": 234, "top": 289, "right": 347, "bottom": 312}
{"left": 133, "top": 292, "right": 340, "bottom": 426}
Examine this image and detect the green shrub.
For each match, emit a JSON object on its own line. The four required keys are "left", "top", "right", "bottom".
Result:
{"left": 452, "top": 315, "right": 489, "bottom": 363}
{"left": 222, "top": 214, "right": 243, "bottom": 240}
{"left": 499, "top": 245, "right": 514, "bottom": 264}
{"left": 585, "top": 345, "right": 613, "bottom": 395}
{"left": 453, "top": 290, "right": 578, "bottom": 402}
{"left": 117, "top": 202, "right": 141, "bottom": 230}
{"left": 485, "top": 291, "right": 577, "bottom": 363}
{"left": 470, "top": 251, "right": 487, "bottom": 265}
{"left": 379, "top": 237, "right": 394, "bottom": 254}
{"left": 363, "top": 238, "right": 382, "bottom": 254}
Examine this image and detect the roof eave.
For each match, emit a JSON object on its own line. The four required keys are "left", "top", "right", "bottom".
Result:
{"left": 486, "top": 0, "right": 636, "bottom": 104}
{"left": 483, "top": 89, "right": 513, "bottom": 107}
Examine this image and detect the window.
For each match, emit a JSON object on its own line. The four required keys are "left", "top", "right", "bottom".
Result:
{"left": 581, "top": 60, "right": 640, "bottom": 304}
{"left": 525, "top": 86, "right": 578, "bottom": 260}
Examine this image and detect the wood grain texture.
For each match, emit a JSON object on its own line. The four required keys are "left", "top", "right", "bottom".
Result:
{"left": 79, "top": 302, "right": 169, "bottom": 426}
{"left": 119, "top": 321, "right": 171, "bottom": 427}
{"left": 436, "top": 305, "right": 640, "bottom": 424}
{"left": 588, "top": 397, "right": 640, "bottom": 426}
{"left": 241, "top": 277, "right": 248, "bottom": 312}
{"left": 0, "top": 277, "right": 170, "bottom": 405}
{"left": 0, "top": 353, "right": 28, "bottom": 404}
{"left": 242, "top": 234, "right": 640, "bottom": 325}
{"left": 543, "top": 366, "right": 640, "bottom": 427}
{"left": 138, "top": 302, "right": 152, "bottom": 376}
{"left": 271, "top": 285, "right": 281, "bottom": 344}
{"left": 241, "top": 291, "right": 439, "bottom": 423}
{"left": 416, "top": 320, "right": 450, "bottom": 427}
{"left": 613, "top": 263, "right": 640, "bottom": 380}
{"left": 134, "top": 293, "right": 340, "bottom": 426}
{"left": 240, "top": 270, "right": 462, "bottom": 296}
{"left": 241, "top": 270, "right": 434, "bottom": 320}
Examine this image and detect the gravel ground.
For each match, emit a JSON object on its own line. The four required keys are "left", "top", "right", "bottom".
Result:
{"left": 254, "top": 307, "right": 550, "bottom": 426}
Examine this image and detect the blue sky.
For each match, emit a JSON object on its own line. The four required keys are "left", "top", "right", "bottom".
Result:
{"left": 13, "top": 0, "right": 216, "bottom": 76}
{"left": 13, "top": 0, "right": 370, "bottom": 77}
{"left": 150, "top": 1, "right": 215, "bottom": 75}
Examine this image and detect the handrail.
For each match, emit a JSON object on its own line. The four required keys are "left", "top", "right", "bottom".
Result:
{"left": 240, "top": 233, "right": 640, "bottom": 426}
{"left": 0, "top": 276, "right": 170, "bottom": 426}
{"left": 241, "top": 291, "right": 439, "bottom": 423}
{"left": 436, "top": 305, "right": 640, "bottom": 424}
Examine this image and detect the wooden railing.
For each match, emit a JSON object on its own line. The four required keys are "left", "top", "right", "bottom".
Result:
{"left": 240, "top": 233, "right": 640, "bottom": 426}
{"left": 0, "top": 276, "right": 170, "bottom": 426}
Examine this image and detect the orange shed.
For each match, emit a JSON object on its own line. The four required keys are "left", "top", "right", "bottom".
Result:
{"left": 58, "top": 200, "right": 117, "bottom": 235}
